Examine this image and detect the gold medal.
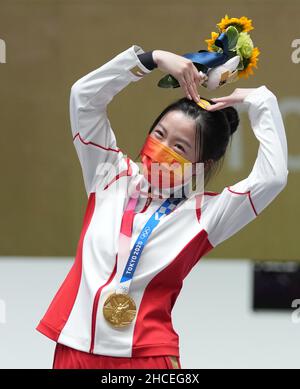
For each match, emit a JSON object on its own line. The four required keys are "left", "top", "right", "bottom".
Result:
{"left": 103, "top": 292, "right": 137, "bottom": 328}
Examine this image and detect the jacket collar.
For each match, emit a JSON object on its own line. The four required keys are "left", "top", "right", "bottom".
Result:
{"left": 138, "top": 174, "right": 198, "bottom": 201}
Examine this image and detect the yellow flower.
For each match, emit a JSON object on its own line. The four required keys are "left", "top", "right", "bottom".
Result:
{"left": 217, "top": 14, "right": 254, "bottom": 33}
{"left": 238, "top": 47, "right": 260, "bottom": 78}
{"left": 205, "top": 31, "right": 219, "bottom": 52}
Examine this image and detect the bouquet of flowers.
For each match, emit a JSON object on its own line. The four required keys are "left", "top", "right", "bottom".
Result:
{"left": 158, "top": 15, "right": 260, "bottom": 90}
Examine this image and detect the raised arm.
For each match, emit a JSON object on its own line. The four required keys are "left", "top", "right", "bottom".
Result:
{"left": 69, "top": 45, "right": 154, "bottom": 195}
{"left": 202, "top": 85, "right": 289, "bottom": 247}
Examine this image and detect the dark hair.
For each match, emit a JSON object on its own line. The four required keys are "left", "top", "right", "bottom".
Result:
{"left": 140, "top": 96, "right": 239, "bottom": 187}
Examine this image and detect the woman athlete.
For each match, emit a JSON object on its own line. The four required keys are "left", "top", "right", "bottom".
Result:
{"left": 36, "top": 45, "right": 288, "bottom": 369}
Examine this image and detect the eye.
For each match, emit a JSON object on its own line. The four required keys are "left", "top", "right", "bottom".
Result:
{"left": 154, "top": 129, "right": 164, "bottom": 137}
{"left": 175, "top": 144, "right": 185, "bottom": 153}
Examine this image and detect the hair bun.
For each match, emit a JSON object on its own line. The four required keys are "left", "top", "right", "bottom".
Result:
{"left": 222, "top": 106, "right": 239, "bottom": 135}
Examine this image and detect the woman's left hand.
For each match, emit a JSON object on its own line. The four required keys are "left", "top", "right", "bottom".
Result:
{"left": 205, "top": 87, "right": 257, "bottom": 111}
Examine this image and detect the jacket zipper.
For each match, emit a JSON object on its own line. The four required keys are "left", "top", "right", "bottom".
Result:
{"left": 89, "top": 258, "right": 117, "bottom": 354}
{"left": 89, "top": 194, "right": 152, "bottom": 354}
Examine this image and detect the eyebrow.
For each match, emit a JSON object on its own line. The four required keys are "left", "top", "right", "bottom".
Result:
{"left": 157, "top": 123, "right": 192, "bottom": 149}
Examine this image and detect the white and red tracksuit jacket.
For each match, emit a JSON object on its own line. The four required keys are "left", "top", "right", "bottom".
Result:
{"left": 36, "top": 44, "right": 289, "bottom": 358}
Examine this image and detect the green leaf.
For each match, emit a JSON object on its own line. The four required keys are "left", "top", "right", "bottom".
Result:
{"left": 157, "top": 74, "right": 180, "bottom": 88}
{"left": 226, "top": 26, "right": 239, "bottom": 50}
{"left": 210, "top": 44, "right": 220, "bottom": 52}
{"left": 227, "top": 50, "right": 238, "bottom": 59}
{"left": 157, "top": 63, "right": 209, "bottom": 88}
{"left": 237, "top": 58, "right": 244, "bottom": 70}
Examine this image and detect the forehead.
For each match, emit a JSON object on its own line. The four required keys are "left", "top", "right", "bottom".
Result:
{"left": 159, "top": 110, "right": 196, "bottom": 136}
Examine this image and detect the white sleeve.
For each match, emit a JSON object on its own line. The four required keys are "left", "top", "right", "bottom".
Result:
{"left": 203, "top": 85, "right": 289, "bottom": 248}
{"left": 69, "top": 44, "right": 153, "bottom": 195}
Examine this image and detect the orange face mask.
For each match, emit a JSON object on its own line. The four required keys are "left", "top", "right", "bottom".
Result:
{"left": 139, "top": 135, "right": 194, "bottom": 189}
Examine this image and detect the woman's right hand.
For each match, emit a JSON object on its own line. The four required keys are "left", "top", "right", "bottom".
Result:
{"left": 153, "top": 50, "right": 207, "bottom": 103}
